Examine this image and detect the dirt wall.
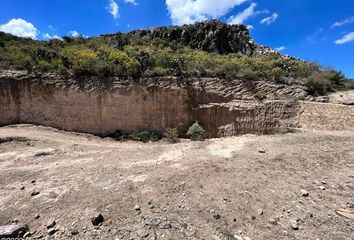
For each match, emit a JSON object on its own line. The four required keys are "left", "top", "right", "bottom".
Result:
{"left": 3, "top": 74, "right": 345, "bottom": 137}
{"left": 297, "top": 102, "right": 354, "bottom": 131}
{"left": 0, "top": 78, "right": 194, "bottom": 135}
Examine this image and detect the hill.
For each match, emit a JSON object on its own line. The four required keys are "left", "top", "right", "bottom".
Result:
{"left": 0, "top": 20, "right": 352, "bottom": 96}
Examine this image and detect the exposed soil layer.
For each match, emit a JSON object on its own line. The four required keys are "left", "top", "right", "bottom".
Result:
{"left": 0, "top": 71, "right": 307, "bottom": 137}
{"left": 0, "top": 124, "right": 353, "bottom": 239}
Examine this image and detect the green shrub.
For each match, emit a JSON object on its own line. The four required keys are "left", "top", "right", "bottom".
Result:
{"left": 129, "top": 131, "right": 161, "bottom": 143}
{"left": 164, "top": 127, "right": 179, "bottom": 143}
{"left": 305, "top": 72, "right": 331, "bottom": 96}
{"left": 0, "top": 30, "right": 350, "bottom": 91}
{"left": 187, "top": 121, "right": 206, "bottom": 141}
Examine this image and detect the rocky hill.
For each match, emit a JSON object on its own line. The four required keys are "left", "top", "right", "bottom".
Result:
{"left": 0, "top": 20, "right": 352, "bottom": 97}
{"left": 129, "top": 20, "right": 255, "bottom": 55}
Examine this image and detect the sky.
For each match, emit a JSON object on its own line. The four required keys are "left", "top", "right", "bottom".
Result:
{"left": 0, "top": 0, "right": 353, "bottom": 78}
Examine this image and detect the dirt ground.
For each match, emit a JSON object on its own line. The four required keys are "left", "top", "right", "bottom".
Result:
{"left": 0, "top": 124, "right": 353, "bottom": 240}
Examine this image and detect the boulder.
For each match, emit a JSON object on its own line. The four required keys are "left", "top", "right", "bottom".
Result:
{"left": 0, "top": 225, "right": 28, "bottom": 238}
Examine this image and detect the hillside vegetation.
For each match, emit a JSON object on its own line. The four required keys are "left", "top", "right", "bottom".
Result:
{"left": 0, "top": 21, "right": 352, "bottom": 95}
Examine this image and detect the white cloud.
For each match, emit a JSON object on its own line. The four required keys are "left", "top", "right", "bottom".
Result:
{"left": 107, "top": 0, "right": 119, "bottom": 19}
{"left": 335, "top": 32, "right": 354, "bottom": 45}
{"left": 246, "top": 25, "right": 254, "bottom": 30}
{"left": 124, "top": 0, "right": 138, "bottom": 5}
{"left": 228, "top": 3, "right": 257, "bottom": 24}
{"left": 43, "top": 33, "right": 62, "bottom": 40}
{"left": 260, "top": 13, "right": 278, "bottom": 25}
{"left": 331, "top": 16, "right": 354, "bottom": 28}
{"left": 228, "top": 3, "right": 268, "bottom": 25}
{"left": 165, "top": 0, "right": 247, "bottom": 25}
{"left": 0, "top": 18, "right": 39, "bottom": 39}
{"left": 275, "top": 46, "right": 286, "bottom": 51}
{"left": 69, "top": 30, "right": 80, "bottom": 37}
{"left": 306, "top": 28, "right": 323, "bottom": 44}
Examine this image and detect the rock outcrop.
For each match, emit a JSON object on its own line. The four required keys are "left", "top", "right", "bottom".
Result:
{"left": 130, "top": 20, "right": 255, "bottom": 55}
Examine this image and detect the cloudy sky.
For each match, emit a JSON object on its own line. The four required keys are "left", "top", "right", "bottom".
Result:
{"left": 0, "top": 0, "right": 353, "bottom": 78}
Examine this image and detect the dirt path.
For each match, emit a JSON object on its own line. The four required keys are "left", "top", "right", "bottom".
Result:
{"left": 0, "top": 124, "right": 353, "bottom": 239}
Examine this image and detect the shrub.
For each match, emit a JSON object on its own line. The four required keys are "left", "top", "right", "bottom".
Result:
{"left": 164, "top": 127, "right": 179, "bottom": 143}
{"left": 305, "top": 72, "right": 331, "bottom": 96}
{"left": 187, "top": 121, "right": 206, "bottom": 141}
{"left": 63, "top": 46, "right": 99, "bottom": 75}
{"left": 129, "top": 130, "right": 161, "bottom": 143}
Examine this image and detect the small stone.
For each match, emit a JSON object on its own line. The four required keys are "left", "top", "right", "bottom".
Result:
{"left": 70, "top": 228, "right": 79, "bottom": 235}
{"left": 11, "top": 219, "right": 19, "bottom": 224}
{"left": 46, "top": 219, "right": 56, "bottom": 229}
{"left": 137, "top": 228, "right": 149, "bottom": 238}
{"left": 91, "top": 213, "right": 104, "bottom": 226}
{"left": 20, "top": 186, "right": 25, "bottom": 190}
{"left": 304, "top": 212, "right": 314, "bottom": 219}
{"left": 257, "top": 209, "right": 264, "bottom": 215}
{"left": 268, "top": 218, "right": 278, "bottom": 225}
{"left": 233, "top": 234, "right": 242, "bottom": 240}
{"left": 290, "top": 220, "right": 299, "bottom": 230}
{"left": 134, "top": 205, "right": 141, "bottom": 211}
{"left": 319, "top": 186, "right": 326, "bottom": 190}
{"left": 213, "top": 213, "right": 222, "bottom": 220}
{"left": 301, "top": 189, "right": 309, "bottom": 197}
{"left": 23, "top": 231, "right": 31, "bottom": 238}
{"left": 34, "top": 214, "right": 40, "bottom": 219}
{"left": 31, "top": 180, "right": 36, "bottom": 184}
{"left": 47, "top": 228, "right": 57, "bottom": 235}
{"left": 31, "top": 191, "right": 40, "bottom": 197}
{"left": 258, "top": 150, "right": 266, "bottom": 154}
{"left": 182, "top": 193, "right": 186, "bottom": 196}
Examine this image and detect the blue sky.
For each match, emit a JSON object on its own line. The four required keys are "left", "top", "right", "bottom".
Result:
{"left": 0, "top": 0, "right": 353, "bottom": 78}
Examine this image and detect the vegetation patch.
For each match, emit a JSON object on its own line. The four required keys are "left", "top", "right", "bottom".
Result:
{"left": 0, "top": 21, "right": 352, "bottom": 96}
{"left": 164, "top": 127, "right": 179, "bottom": 143}
{"left": 187, "top": 122, "right": 206, "bottom": 141}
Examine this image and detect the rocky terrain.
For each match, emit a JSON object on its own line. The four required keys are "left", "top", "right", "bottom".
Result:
{"left": 130, "top": 20, "right": 255, "bottom": 55}
{"left": 0, "top": 124, "right": 353, "bottom": 239}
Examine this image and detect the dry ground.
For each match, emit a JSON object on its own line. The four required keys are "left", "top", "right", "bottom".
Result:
{"left": 0, "top": 124, "right": 353, "bottom": 240}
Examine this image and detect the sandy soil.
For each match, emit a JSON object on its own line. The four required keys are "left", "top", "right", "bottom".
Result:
{"left": 0, "top": 124, "right": 353, "bottom": 240}
{"left": 329, "top": 90, "right": 354, "bottom": 104}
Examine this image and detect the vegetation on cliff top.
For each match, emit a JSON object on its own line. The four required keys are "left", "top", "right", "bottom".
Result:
{"left": 0, "top": 21, "right": 352, "bottom": 95}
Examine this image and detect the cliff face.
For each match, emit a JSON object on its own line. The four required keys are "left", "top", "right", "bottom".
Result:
{"left": 1, "top": 71, "right": 352, "bottom": 137}
{"left": 0, "top": 71, "right": 305, "bottom": 137}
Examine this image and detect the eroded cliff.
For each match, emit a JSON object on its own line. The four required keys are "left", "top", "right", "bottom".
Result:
{"left": 0, "top": 71, "right": 314, "bottom": 137}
